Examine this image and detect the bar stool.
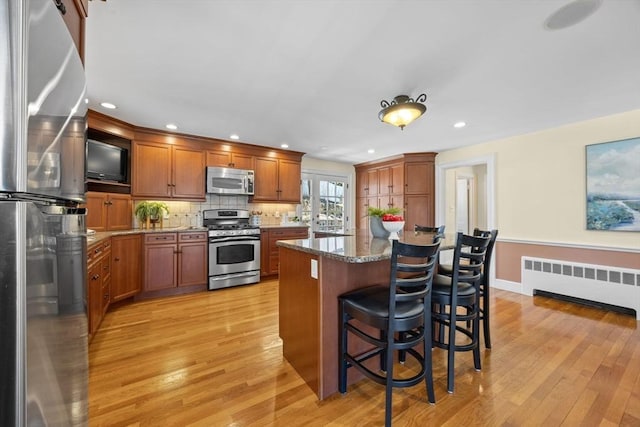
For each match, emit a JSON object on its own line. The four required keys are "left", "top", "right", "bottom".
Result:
{"left": 431, "top": 231, "right": 491, "bottom": 393}
{"left": 338, "top": 239, "right": 441, "bottom": 427}
{"left": 438, "top": 228, "right": 498, "bottom": 348}
{"left": 414, "top": 224, "right": 445, "bottom": 238}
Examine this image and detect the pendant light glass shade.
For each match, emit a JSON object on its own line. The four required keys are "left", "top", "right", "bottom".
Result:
{"left": 379, "top": 94, "right": 427, "bottom": 130}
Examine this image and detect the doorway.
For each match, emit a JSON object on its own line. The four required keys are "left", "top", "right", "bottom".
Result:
{"left": 455, "top": 175, "right": 475, "bottom": 234}
{"left": 300, "top": 172, "right": 350, "bottom": 234}
{"left": 435, "top": 154, "right": 495, "bottom": 233}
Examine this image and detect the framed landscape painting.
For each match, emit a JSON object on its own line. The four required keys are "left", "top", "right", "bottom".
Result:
{"left": 586, "top": 137, "right": 640, "bottom": 231}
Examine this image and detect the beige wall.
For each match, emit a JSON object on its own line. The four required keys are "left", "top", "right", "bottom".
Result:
{"left": 436, "top": 109, "right": 640, "bottom": 250}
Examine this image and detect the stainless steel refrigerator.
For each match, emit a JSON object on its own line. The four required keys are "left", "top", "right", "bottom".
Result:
{"left": 1, "top": 0, "right": 88, "bottom": 425}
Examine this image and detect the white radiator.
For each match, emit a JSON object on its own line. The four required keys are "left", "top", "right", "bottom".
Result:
{"left": 522, "top": 256, "right": 640, "bottom": 320}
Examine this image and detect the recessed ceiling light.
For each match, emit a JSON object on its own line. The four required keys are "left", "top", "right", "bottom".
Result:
{"left": 100, "top": 102, "right": 116, "bottom": 109}
{"left": 230, "top": 134, "right": 240, "bottom": 140}
{"left": 84, "top": 98, "right": 89, "bottom": 104}
{"left": 320, "top": 146, "right": 328, "bottom": 150}
{"left": 280, "top": 143, "right": 289, "bottom": 149}
{"left": 367, "top": 149, "right": 375, "bottom": 154}
{"left": 453, "top": 121, "right": 466, "bottom": 128}
{"left": 166, "top": 124, "right": 178, "bottom": 130}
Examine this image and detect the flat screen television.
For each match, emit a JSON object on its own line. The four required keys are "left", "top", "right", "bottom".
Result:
{"left": 86, "top": 139, "right": 128, "bottom": 183}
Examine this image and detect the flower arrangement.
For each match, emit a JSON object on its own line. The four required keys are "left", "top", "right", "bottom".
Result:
{"left": 366, "top": 206, "right": 403, "bottom": 219}
{"left": 367, "top": 207, "right": 404, "bottom": 238}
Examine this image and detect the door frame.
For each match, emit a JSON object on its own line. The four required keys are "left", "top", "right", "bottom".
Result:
{"left": 300, "top": 170, "right": 351, "bottom": 233}
{"left": 435, "top": 153, "right": 496, "bottom": 230}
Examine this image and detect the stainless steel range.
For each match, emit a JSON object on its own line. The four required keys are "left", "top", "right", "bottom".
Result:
{"left": 203, "top": 209, "right": 261, "bottom": 290}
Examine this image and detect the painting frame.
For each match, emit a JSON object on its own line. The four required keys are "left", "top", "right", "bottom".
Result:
{"left": 586, "top": 137, "right": 640, "bottom": 232}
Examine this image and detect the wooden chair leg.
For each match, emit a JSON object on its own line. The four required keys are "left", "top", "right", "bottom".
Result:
{"left": 447, "top": 309, "right": 457, "bottom": 393}
{"left": 483, "top": 285, "right": 492, "bottom": 349}
{"left": 338, "top": 301, "right": 348, "bottom": 393}
{"left": 385, "top": 325, "right": 396, "bottom": 427}
{"left": 424, "top": 306, "right": 435, "bottom": 404}
{"left": 473, "top": 306, "right": 481, "bottom": 371}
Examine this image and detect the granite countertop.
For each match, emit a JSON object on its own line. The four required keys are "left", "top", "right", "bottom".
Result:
{"left": 86, "top": 226, "right": 208, "bottom": 244}
{"left": 259, "top": 224, "right": 309, "bottom": 229}
{"left": 86, "top": 224, "right": 311, "bottom": 244}
{"left": 276, "top": 230, "right": 454, "bottom": 263}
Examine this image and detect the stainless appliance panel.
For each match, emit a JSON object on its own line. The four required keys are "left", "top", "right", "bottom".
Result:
{"left": 0, "top": 0, "right": 89, "bottom": 425}
{"left": 208, "top": 236, "right": 260, "bottom": 289}
{"left": 0, "top": 202, "right": 88, "bottom": 426}
{"left": 206, "top": 167, "right": 254, "bottom": 195}
{"left": 1, "top": 0, "right": 87, "bottom": 202}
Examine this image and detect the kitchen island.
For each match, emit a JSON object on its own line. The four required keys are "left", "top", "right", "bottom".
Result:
{"left": 277, "top": 231, "right": 447, "bottom": 399}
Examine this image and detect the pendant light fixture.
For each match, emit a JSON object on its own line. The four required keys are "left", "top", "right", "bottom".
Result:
{"left": 378, "top": 93, "right": 427, "bottom": 130}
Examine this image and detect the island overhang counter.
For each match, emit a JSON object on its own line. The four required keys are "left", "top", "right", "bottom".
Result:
{"left": 277, "top": 232, "right": 445, "bottom": 399}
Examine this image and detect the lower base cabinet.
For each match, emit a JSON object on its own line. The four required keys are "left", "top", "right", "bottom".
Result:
{"left": 143, "top": 231, "right": 208, "bottom": 292}
{"left": 260, "top": 227, "right": 309, "bottom": 276}
{"left": 110, "top": 234, "right": 142, "bottom": 301}
{"left": 87, "top": 238, "right": 111, "bottom": 339}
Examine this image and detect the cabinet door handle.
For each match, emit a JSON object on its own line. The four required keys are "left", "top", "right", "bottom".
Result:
{"left": 92, "top": 274, "right": 100, "bottom": 281}
{"left": 114, "top": 257, "right": 120, "bottom": 261}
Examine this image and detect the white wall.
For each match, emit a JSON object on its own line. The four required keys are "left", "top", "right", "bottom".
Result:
{"left": 436, "top": 109, "right": 640, "bottom": 250}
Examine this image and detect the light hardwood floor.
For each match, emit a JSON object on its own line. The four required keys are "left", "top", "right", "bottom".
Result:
{"left": 89, "top": 279, "right": 640, "bottom": 426}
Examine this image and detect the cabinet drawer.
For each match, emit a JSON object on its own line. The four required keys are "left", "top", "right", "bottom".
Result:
{"left": 88, "top": 239, "right": 111, "bottom": 264}
{"left": 270, "top": 228, "right": 309, "bottom": 238}
{"left": 145, "top": 233, "right": 177, "bottom": 244}
{"left": 178, "top": 231, "right": 207, "bottom": 242}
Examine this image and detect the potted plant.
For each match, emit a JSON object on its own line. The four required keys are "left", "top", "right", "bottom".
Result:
{"left": 135, "top": 201, "right": 169, "bottom": 229}
{"left": 366, "top": 206, "right": 403, "bottom": 238}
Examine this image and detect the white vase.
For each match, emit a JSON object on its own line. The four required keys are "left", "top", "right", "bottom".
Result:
{"left": 370, "top": 216, "right": 390, "bottom": 238}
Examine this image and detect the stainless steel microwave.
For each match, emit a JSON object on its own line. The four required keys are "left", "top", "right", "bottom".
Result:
{"left": 206, "top": 167, "right": 254, "bottom": 195}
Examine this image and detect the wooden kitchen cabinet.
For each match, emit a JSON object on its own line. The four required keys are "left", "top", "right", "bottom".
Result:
{"left": 206, "top": 150, "right": 255, "bottom": 170}
{"left": 260, "top": 227, "right": 309, "bottom": 276}
{"left": 253, "top": 157, "right": 301, "bottom": 203}
{"left": 355, "top": 153, "right": 436, "bottom": 231}
{"left": 177, "top": 232, "right": 208, "bottom": 287}
{"left": 143, "top": 233, "right": 178, "bottom": 291}
{"left": 85, "top": 192, "right": 132, "bottom": 232}
{"left": 404, "top": 161, "right": 435, "bottom": 194}
{"left": 143, "top": 231, "right": 207, "bottom": 293}
{"left": 132, "top": 141, "right": 205, "bottom": 200}
{"left": 87, "top": 238, "right": 111, "bottom": 339}
{"left": 110, "top": 234, "right": 142, "bottom": 302}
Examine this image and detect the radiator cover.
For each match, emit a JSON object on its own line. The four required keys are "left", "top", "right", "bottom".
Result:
{"left": 522, "top": 256, "right": 640, "bottom": 319}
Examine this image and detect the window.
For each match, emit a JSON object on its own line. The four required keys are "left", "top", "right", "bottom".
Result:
{"left": 300, "top": 173, "right": 350, "bottom": 234}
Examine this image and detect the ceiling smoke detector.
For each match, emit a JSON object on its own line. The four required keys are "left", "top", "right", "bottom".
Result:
{"left": 544, "top": 0, "right": 603, "bottom": 30}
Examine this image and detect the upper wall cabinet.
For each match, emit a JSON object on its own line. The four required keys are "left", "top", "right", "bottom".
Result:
{"left": 206, "top": 150, "right": 255, "bottom": 170}
{"left": 89, "top": 111, "right": 304, "bottom": 203}
{"left": 355, "top": 153, "right": 436, "bottom": 231}
{"left": 132, "top": 133, "right": 205, "bottom": 200}
{"left": 253, "top": 156, "right": 302, "bottom": 203}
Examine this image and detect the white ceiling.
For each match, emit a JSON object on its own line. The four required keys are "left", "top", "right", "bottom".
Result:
{"left": 85, "top": 0, "right": 640, "bottom": 164}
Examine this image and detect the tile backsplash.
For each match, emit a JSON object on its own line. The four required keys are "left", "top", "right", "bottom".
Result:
{"left": 132, "top": 194, "right": 299, "bottom": 228}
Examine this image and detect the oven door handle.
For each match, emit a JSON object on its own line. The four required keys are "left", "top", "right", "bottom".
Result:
{"left": 209, "top": 236, "right": 260, "bottom": 243}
